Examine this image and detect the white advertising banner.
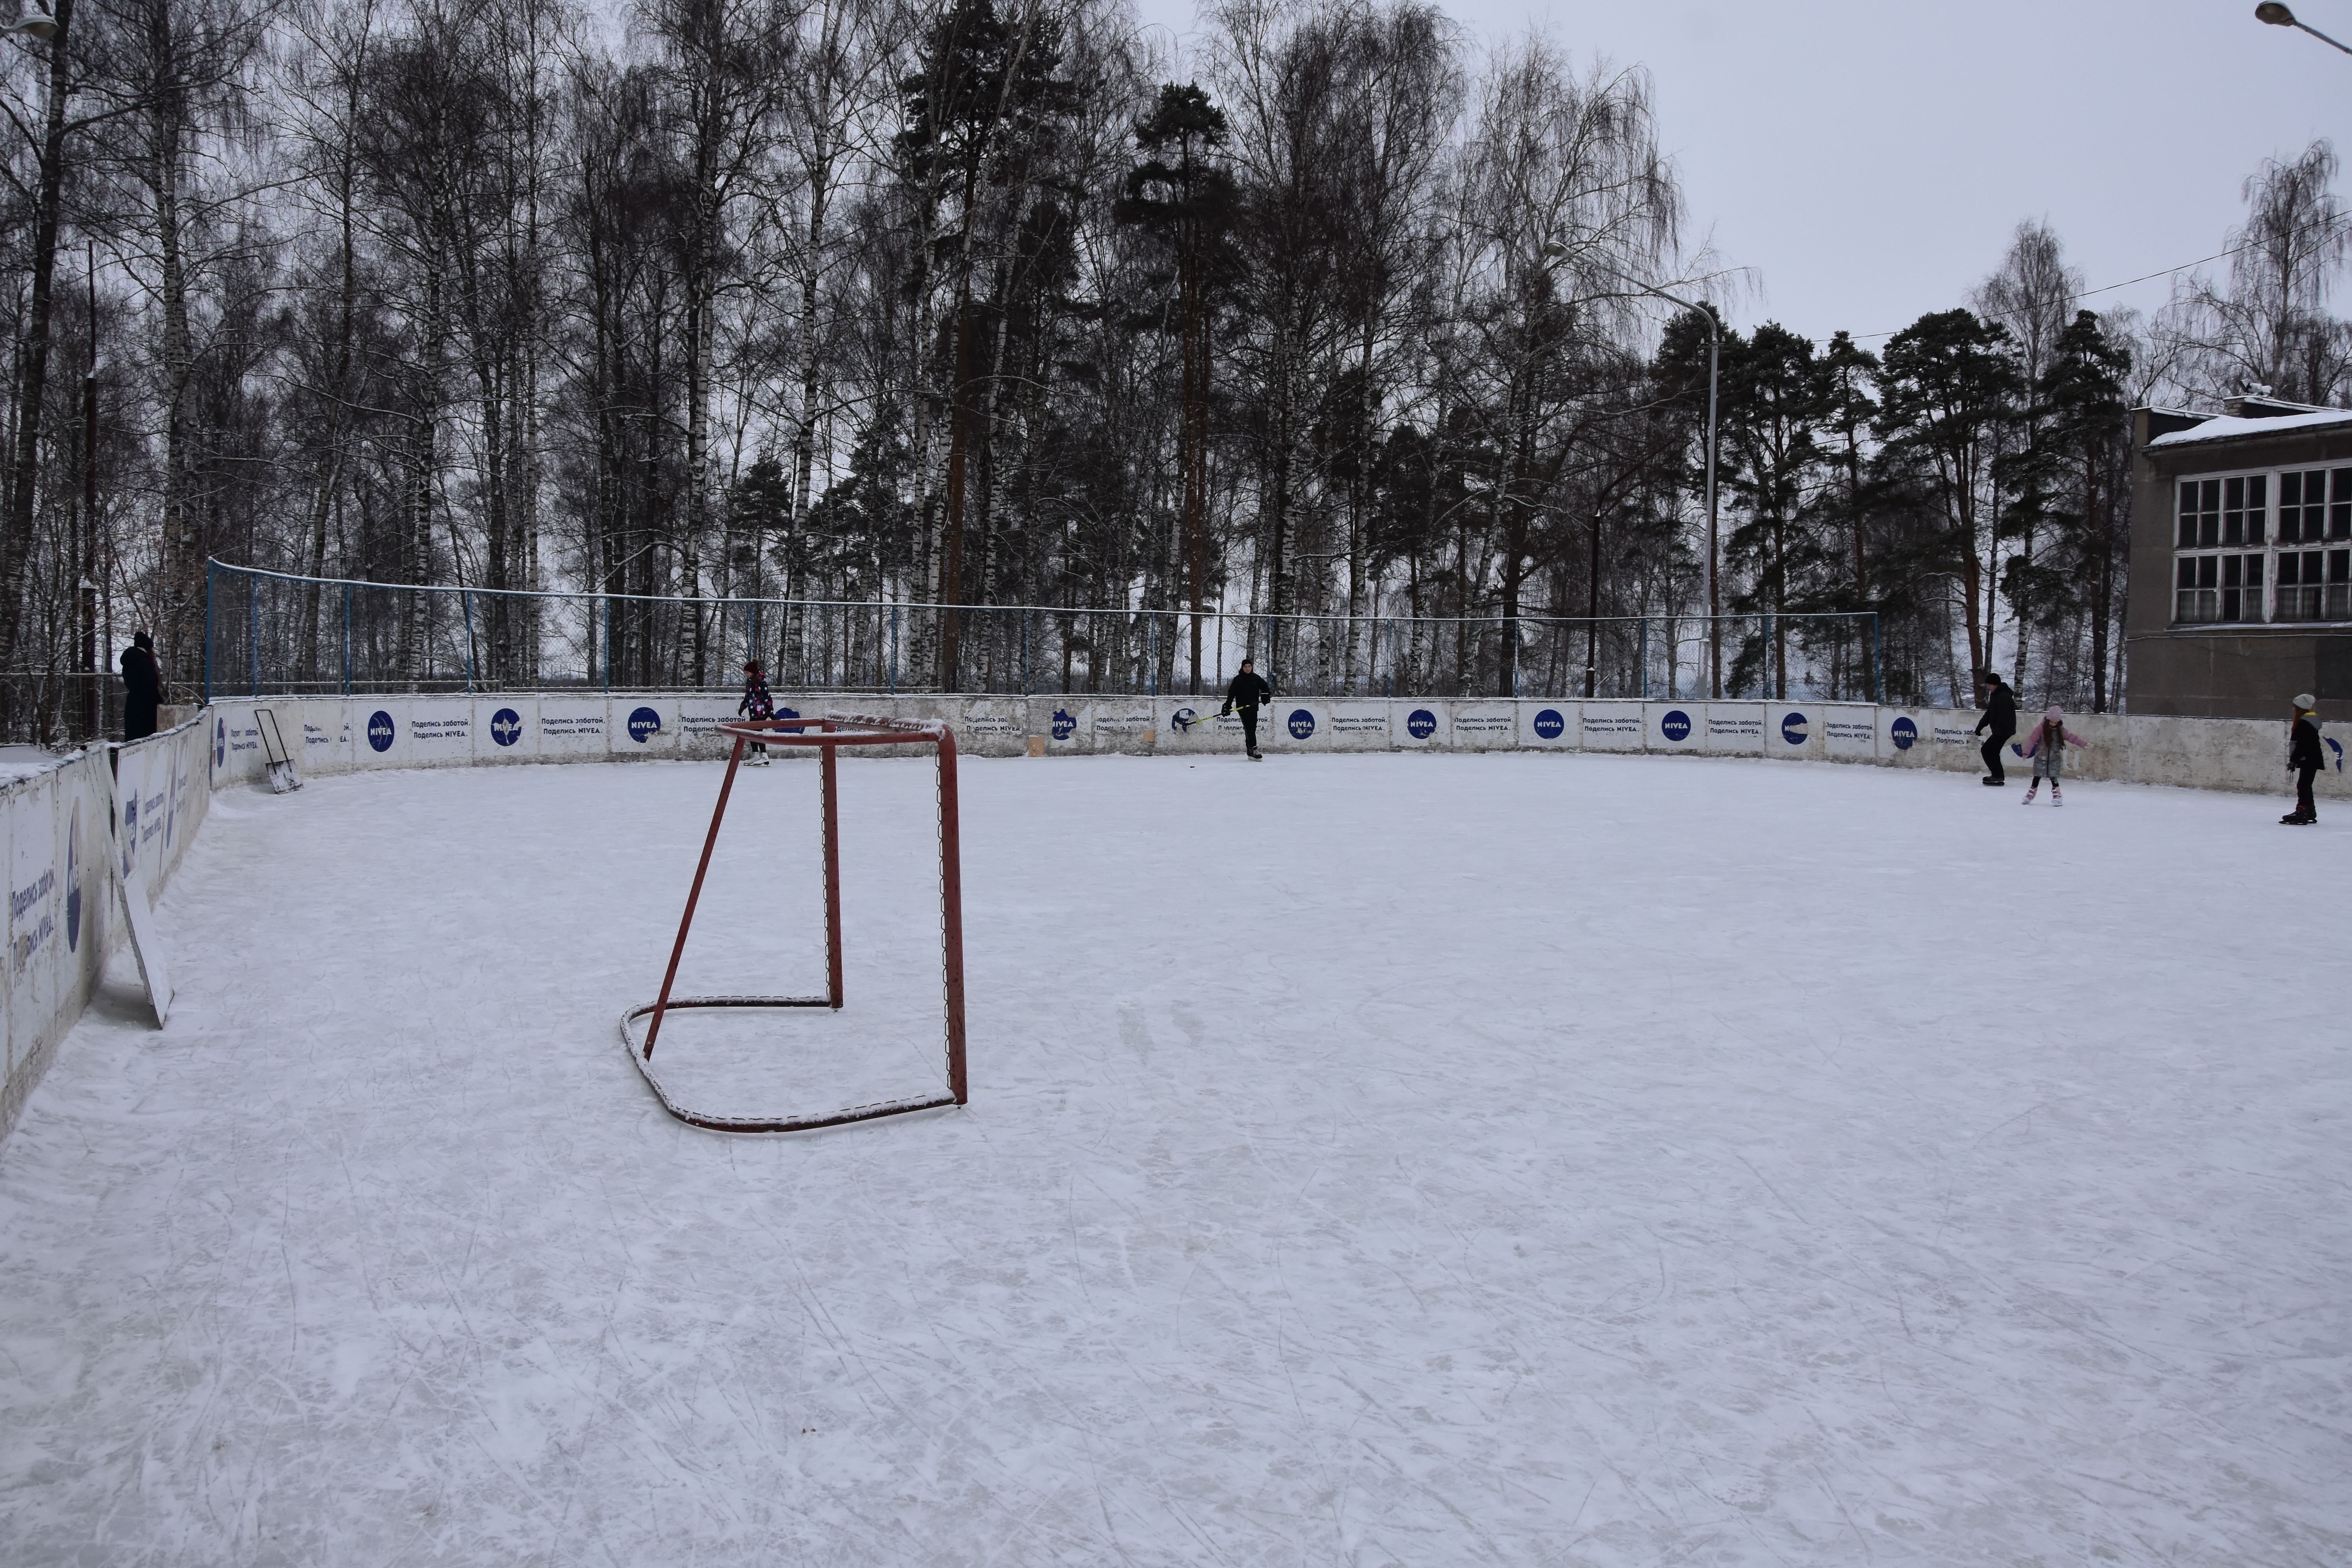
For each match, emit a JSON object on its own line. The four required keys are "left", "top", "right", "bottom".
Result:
{"left": 537, "top": 698, "right": 610, "bottom": 758}
{"left": 405, "top": 701, "right": 475, "bottom": 766}
{"left": 1091, "top": 702, "right": 1157, "bottom": 752}
{"left": 1271, "top": 703, "right": 1330, "bottom": 751}
{"left": 1156, "top": 699, "right": 1220, "bottom": 751}
{"left": 9, "top": 773, "right": 58, "bottom": 1074}
{"left": 1766, "top": 706, "right": 1821, "bottom": 759}
{"left": 1822, "top": 706, "right": 1878, "bottom": 760}
{"left": 1039, "top": 699, "right": 1091, "bottom": 752}
{"left": 1449, "top": 704, "right": 1519, "bottom": 751}
{"left": 216, "top": 704, "right": 267, "bottom": 784}
{"left": 1868, "top": 708, "right": 1922, "bottom": 763}
{"left": 1518, "top": 703, "right": 1577, "bottom": 748}
{"left": 1644, "top": 702, "right": 1703, "bottom": 753}
{"left": 674, "top": 697, "right": 737, "bottom": 759}
{"left": 961, "top": 699, "right": 1026, "bottom": 755}
{"left": 1396, "top": 703, "right": 1448, "bottom": 748}
{"left": 612, "top": 697, "right": 677, "bottom": 755}
{"left": 475, "top": 697, "right": 540, "bottom": 761}
{"left": 1581, "top": 701, "right": 1645, "bottom": 751}
{"left": 1926, "top": 711, "right": 1980, "bottom": 771}
{"left": 292, "top": 700, "right": 352, "bottom": 773}
{"left": 352, "top": 701, "right": 408, "bottom": 767}
{"left": 1326, "top": 702, "right": 1393, "bottom": 749}
{"left": 1703, "top": 703, "right": 1766, "bottom": 754}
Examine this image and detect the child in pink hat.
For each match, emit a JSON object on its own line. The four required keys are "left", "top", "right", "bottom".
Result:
{"left": 2016, "top": 706, "right": 2089, "bottom": 806}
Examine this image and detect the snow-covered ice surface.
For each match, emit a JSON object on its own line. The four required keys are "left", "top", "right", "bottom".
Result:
{"left": 2, "top": 753, "right": 2348, "bottom": 1566}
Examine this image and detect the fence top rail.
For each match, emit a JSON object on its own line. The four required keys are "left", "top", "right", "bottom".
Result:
{"left": 210, "top": 561, "right": 1880, "bottom": 630}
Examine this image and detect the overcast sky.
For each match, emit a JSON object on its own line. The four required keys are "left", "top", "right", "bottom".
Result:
{"left": 1128, "top": 0, "right": 2349, "bottom": 346}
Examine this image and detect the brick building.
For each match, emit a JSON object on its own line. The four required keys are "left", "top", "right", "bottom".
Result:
{"left": 2128, "top": 395, "right": 2352, "bottom": 719}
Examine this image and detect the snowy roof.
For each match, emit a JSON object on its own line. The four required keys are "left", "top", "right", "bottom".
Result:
{"left": 2145, "top": 407, "right": 2352, "bottom": 449}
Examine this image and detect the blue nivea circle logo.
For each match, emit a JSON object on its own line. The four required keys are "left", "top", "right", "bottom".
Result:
{"left": 1288, "top": 709, "right": 1315, "bottom": 740}
{"left": 367, "top": 710, "right": 395, "bottom": 752}
{"left": 490, "top": 707, "right": 523, "bottom": 747}
{"left": 213, "top": 717, "right": 225, "bottom": 768}
{"left": 628, "top": 706, "right": 662, "bottom": 743}
{"left": 120, "top": 793, "right": 136, "bottom": 879}
{"left": 1780, "top": 711, "right": 1808, "bottom": 745}
{"left": 1051, "top": 707, "right": 1076, "bottom": 740}
{"left": 1661, "top": 708, "right": 1692, "bottom": 742}
{"left": 1890, "top": 715, "right": 1918, "bottom": 750}
{"left": 1172, "top": 706, "right": 1198, "bottom": 731}
{"left": 2329, "top": 736, "right": 2344, "bottom": 771}
{"left": 1407, "top": 708, "right": 1437, "bottom": 739}
{"left": 1532, "top": 708, "right": 1565, "bottom": 740}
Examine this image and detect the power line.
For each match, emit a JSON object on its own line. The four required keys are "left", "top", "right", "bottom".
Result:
{"left": 1837, "top": 212, "right": 2352, "bottom": 343}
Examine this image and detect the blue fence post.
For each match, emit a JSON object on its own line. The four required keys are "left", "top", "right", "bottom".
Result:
{"left": 203, "top": 561, "right": 215, "bottom": 703}
{"left": 1869, "top": 612, "right": 1883, "bottom": 704}
{"left": 462, "top": 590, "right": 477, "bottom": 693}
{"left": 341, "top": 583, "right": 351, "bottom": 695}
{"left": 249, "top": 570, "right": 261, "bottom": 695}
{"left": 1639, "top": 617, "right": 1650, "bottom": 699}
{"left": 603, "top": 595, "right": 613, "bottom": 693}
{"left": 889, "top": 603, "right": 898, "bottom": 695}
{"left": 1147, "top": 613, "right": 1157, "bottom": 698}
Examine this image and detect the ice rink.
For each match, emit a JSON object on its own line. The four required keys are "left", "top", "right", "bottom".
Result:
{"left": 2, "top": 750, "right": 2347, "bottom": 1565}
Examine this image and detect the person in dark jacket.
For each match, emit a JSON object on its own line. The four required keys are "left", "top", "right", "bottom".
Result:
{"left": 119, "top": 631, "right": 160, "bottom": 742}
{"left": 1222, "top": 658, "right": 1272, "bottom": 759}
{"left": 2284, "top": 693, "right": 2324, "bottom": 825}
{"left": 737, "top": 658, "right": 775, "bottom": 764}
{"left": 1973, "top": 671, "right": 2017, "bottom": 785}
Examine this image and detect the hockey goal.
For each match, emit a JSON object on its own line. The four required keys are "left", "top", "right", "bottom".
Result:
{"left": 620, "top": 712, "right": 968, "bottom": 1133}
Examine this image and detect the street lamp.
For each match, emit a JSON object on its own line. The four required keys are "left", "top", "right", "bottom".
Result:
{"left": 2257, "top": 2, "right": 2352, "bottom": 54}
{"left": 1544, "top": 239, "right": 1723, "bottom": 696}
{"left": 3, "top": 6, "right": 56, "bottom": 38}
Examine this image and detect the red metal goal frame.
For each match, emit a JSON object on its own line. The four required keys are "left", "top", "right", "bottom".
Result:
{"left": 619, "top": 712, "right": 967, "bottom": 1133}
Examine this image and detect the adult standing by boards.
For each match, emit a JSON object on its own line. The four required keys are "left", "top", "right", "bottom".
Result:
{"left": 1973, "top": 671, "right": 2017, "bottom": 786}
{"left": 2283, "top": 693, "right": 2324, "bottom": 826}
{"left": 1223, "top": 658, "right": 1271, "bottom": 760}
{"left": 119, "top": 630, "right": 160, "bottom": 742}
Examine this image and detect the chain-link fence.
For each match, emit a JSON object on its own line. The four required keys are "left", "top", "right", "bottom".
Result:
{"left": 202, "top": 562, "right": 1886, "bottom": 705}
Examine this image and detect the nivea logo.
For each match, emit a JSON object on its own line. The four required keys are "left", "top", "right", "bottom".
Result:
{"left": 627, "top": 706, "right": 663, "bottom": 744}
{"left": 776, "top": 706, "right": 800, "bottom": 726}
{"left": 1890, "top": 715, "right": 1918, "bottom": 751}
{"left": 367, "top": 710, "right": 396, "bottom": 752}
{"left": 1780, "top": 711, "right": 1808, "bottom": 745}
{"left": 213, "top": 718, "right": 226, "bottom": 768}
{"left": 1407, "top": 708, "right": 1437, "bottom": 739}
{"left": 1288, "top": 709, "right": 1315, "bottom": 740}
{"left": 1532, "top": 708, "right": 1564, "bottom": 740}
{"left": 120, "top": 794, "right": 136, "bottom": 879}
{"left": 1661, "top": 708, "right": 1692, "bottom": 742}
{"left": 2330, "top": 736, "right": 2345, "bottom": 772}
{"left": 490, "top": 708, "right": 523, "bottom": 747}
{"left": 1051, "top": 708, "right": 1077, "bottom": 740}
{"left": 65, "top": 799, "right": 80, "bottom": 952}
{"left": 1172, "top": 706, "right": 1198, "bottom": 731}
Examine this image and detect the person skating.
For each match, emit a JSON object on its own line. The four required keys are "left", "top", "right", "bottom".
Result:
{"left": 1223, "top": 658, "right": 1272, "bottom": 759}
{"left": 119, "top": 630, "right": 161, "bottom": 742}
{"left": 1973, "top": 671, "right": 2017, "bottom": 785}
{"left": 738, "top": 658, "right": 775, "bottom": 764}
{"left": 2283, "top": 693, "right": 2324, "bottom": 824}
{"left": 2017, "top": 705, "right": 2088, "bottom": 805}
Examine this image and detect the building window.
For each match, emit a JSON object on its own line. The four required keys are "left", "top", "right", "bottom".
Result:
{"left": 2173, "top": 471, "right": 2269, "bottom": 622}
{"left": 2279, "top": 468, "right": 2352, "bottom": 542}
{"left": 2276, "top": 548, "right": 2352, "bottom": 622}
{"left": 2170, "top": 465, "right": 2352, "bottom": 625}
{"left": 2176, "top": 552, "right": 2265, "bottom": 623}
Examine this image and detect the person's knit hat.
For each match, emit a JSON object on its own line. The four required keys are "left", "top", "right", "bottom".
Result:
{"left": 2295, "top": 692, "right": 2316, "bottom": 711}
{"left": 2043, "top": 704, "right": 2062, "bottom": 720}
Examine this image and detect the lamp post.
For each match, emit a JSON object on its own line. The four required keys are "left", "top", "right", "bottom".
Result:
{"left": 2256, "top": 2, "right": 2352, "bottom": 54}
{"left": 1545, "top": 240, "right": 1722, "bottom": 696}
{"left": 3, "top": 7, "right": 57, "bottom": 37}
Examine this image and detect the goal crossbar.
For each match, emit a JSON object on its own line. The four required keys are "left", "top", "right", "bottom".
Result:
{"left": 619, "top": 713, "right": 968, "bottom": 1134}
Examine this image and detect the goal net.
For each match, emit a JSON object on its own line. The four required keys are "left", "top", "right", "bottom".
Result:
{"left": 619, "top": 713, "right": 967, "bottom": 1133}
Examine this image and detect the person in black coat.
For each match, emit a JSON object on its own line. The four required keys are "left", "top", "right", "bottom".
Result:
{"left": 1222, "top": 658, "right": 1272, "bottom": 759}
{"left": 1973, "top": 671, "right": 2017, "bottom": 785}
{"left": 119, "top": 631, "right": 161, "bottom": 742}
{"left": 2284, "top": 693, "right": 2324, "bottom": 825}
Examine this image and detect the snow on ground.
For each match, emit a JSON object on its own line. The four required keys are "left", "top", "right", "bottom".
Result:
{"left": 1, "top": 752, "right": 2347, "bottom": 1566}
